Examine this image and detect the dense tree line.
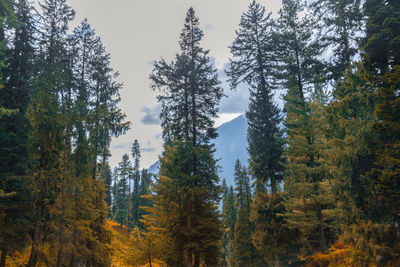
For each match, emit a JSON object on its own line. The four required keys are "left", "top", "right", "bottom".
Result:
{"left": 111, "top": 141, "right": 152, "bottom": 230}
{"left": 219, "top": 0, "right": 400, "bottom": 266}
{"left": 0, "top": 0, "right": 129, "bottom": 266}
{"left": 143, "top": 7, "right": 224, "bottom": 267}
{"left": 1, "top": 0, "right": 399, "bottom": 266}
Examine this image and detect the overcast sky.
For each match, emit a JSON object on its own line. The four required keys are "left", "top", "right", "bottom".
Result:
{"left": 65, "top": 0, "right": 283, "bottom": 169}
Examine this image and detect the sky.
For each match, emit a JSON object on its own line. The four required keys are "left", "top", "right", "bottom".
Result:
{"left": 64, "top": 0, "right": 283, "bottom": 169}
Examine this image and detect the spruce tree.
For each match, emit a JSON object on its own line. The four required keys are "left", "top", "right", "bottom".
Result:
{"left": 159, "top": 141, "right": 223, "bottom": 266}
{"left": 362, "top": 0, "right": 400, "bottom": 75}
{"left": 104, "top": 163, "right": 113, "bottom": 214}
{"left": 226, "top": 1, "right": 273, "bottom": 91}
{"left": 150, "top": 7, "right": 223, "bottom": 145}
{"left": 0, "top": 0, "right": 33, "bottom": 265}
{"left": 149, "top": 7, "right": 223, "bottom": 266}
{"left": 227, "top": 0, "right": 283, "bottom": 194}
{"left": 284, "top": 91, "right": 337, "bottom": 254}
{"left": 273, "top": 0, "right": 325, "bottom": 100}
{"left": 27, "top": 1, "right": 75, "bottom": 265}
{"left": 137, "top": 168, "right": 152, "bottom": 229}
{"left": 232, "top": 160, "right": 256, "bottom": 267}
{"left": 115, "top": 153, "right": 131, "bottom": 227}
{"left": 131, "top": 139, "right": 141, "bottom": 227}
{"left": 310, "top": 0, "right": 363, "bottom": 81}
{"left": 221, "top": 182, "right": 236, "bottom": 266}
{"left": 250, "top": 183, "right": 300, "bottom": 266}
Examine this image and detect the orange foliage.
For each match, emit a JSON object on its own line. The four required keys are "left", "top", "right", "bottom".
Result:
{"left": 305, "top": 242, "right": 351, "bottom": 267}
{"left": 107, "top": 220, "right": 164, "bottom": 267}
{"left": 4, "top": 220, "right": 164, "bottom": 267}
{"left": 305, "top": 241, "right": 400, "bottom": 267}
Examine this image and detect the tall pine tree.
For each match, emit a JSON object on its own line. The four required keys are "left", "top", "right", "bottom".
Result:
{"left": 0, "top": 0, "right": 33, "bottom": 265}
{"left": 232, "top": 160, "right": 256, "bottom": 267}
{"left": 149, "top": 7, "right": 223, "bottom": 266}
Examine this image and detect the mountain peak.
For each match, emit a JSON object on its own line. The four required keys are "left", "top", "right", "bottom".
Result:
{"left": 148, "top": 114, "right": 248, "bottom": 187}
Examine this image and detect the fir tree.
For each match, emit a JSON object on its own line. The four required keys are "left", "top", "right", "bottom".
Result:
{"left": 115, "top": 153, "right": 131, "bottom": 227}
{"left": 310, "top": 0, "right": 363, "bottom": 81}
{"left": 0, "top": 0, "right": 33, "bottom": 265}
{"left": 104, "top": 163, "right": 113, "bottom": 214}
{"left": 137, "top": 168, "right": 152, "bottom": 229}
{"left": 227, "top": 0, "right": 283, "bottom": 194}
{"left": 251, "top": 184, "right": 300, "bottom": 266}
{"left": 154, "top": 141, "right": 223, "bottom": 266}
{"left": 232, "top": 160, "right": 256, "bottom": 267}
{"left": 221, "top": 182, "right": 236, "bottom": 266}
{"left": 131, "top": 139, "right": 141, "bottom": 227}
{"left": 273, "top": 0, "right": 326, "bottom": 100}
{"left": 226, "top": 1, "right": 273, "bottom": 91}
{"left": 284, "top": 92, "right": 337, "bottom": 254}
{"left": 27, "top": 1, "right": 75, "bottom": 265}
{"left": 149, "top": 7, "right": 223, "bottom": 266}
{"left": 362, "top": 0, "right": 400, "bottom": 75}
{"left": 150, "top": 7, "right": 223, "bottom": 145}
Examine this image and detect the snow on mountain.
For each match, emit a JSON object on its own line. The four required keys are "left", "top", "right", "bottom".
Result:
{"left": 148, "top": 160, "right": 161, "bottom": 175}
{"left": 147, "top": 114, "right": 248, "bottom": 187}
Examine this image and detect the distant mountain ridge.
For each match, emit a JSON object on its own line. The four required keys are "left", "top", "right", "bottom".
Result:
{"left": 148, "top": 115, "right": 248, "bottom": 186}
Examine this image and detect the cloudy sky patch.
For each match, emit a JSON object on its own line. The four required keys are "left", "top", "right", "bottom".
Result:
{"left": 140, "top": 104, "right": 161, "bottom": 125}
{"left": 65, "top": 0, "right": 282, "bottom": 168}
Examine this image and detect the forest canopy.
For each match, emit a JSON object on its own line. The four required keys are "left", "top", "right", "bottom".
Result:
{"left": 0, "top": 0, "right": 399, "bottom": 266}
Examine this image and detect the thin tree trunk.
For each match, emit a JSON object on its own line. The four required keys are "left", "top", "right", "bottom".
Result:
{"left": 0, "top": 248, "right": 7, "bottom": 267}
{"left": 28, "top": 194, "right": 43, "bottom": 267}
{"left": 271, "top": 176, "right": 277, "bottom": 196}
{"left": 193, "top": 253, "right": 200, "bottom": 267}
{"left": 186, "top": 201, "right": 193, "bottom": 267}
{"left": 317, "top": 208, "right": 327, "bottom": 252}
{"left": 86, "top": 257, "right": 92, "bottom": 267}
{"left": 148, "top": 256, "right": 152, "bottom": 267}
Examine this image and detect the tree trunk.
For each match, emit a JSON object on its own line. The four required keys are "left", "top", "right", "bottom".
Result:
{"left": 317, "top": 208, "right": 327, "bottom": 252}
{"left": 56, "top": 243, "right": 63, "bottom": 267}
{"left": 271, "top": 176, "right": 277, "bottom": 196}
{"left": 193, "top": 253, "right": 200, "bottom": 267}
{"left": 28, "top": 198, "right": 43, "bottom": 267}
{"left": 186, "top": 201, "right": 193, "bottom": 267}
{"left": 86, "top": 257, "right": 92, "bottom": 267}
{"left": 148, "top": 256, "right": 152, "bottom": 267}
{"left": 0, "top": 248, "right": 7, "bottom": 267}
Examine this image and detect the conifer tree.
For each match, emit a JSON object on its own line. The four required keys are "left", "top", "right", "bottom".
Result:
{"left": 362, "top": 0, "right": 400, "bottom": 75}
{"left": 284, "top": 92, "right": 337, "bottom": 254}
{"left": 363, "top": 0, "right": 400, "bottom": 226}
{"left": 232, "top": 160, "right": 256, "bottom": 267}
{"left": 87, "top": 37, "right": 130, "bottom": 180}
{"left": 158, "top": 141, "right": 223, "bottom": 266}
{"left": 104, "top": 163, "right": 113, "bottom": 214}
{"left": 149, "top": 7, "right": 223, "bottom": 267}
{"left": 0, "top": 1, "right": 33, "bottom": 265}
{"left": 125, "top": 226, "right": 162, "bottom": 267}
{"left": 273, "top": 0, "right": 325, "bottom": 100}
{"left": 362, "top": 67, "right": 400, "bottom": 261}
{"left": 150, "top": 7, "right": 223, "bottom": 145}
{"left": 131, "top": 139, "right": 141, "bottom": 227}
{"left": 137, "top": 168, "right": 152, "bottom": 229}
{"left": 27, "top": 1, "right": 75, "bottom": 265}
{"left": 221, "top": 182, "right": 236, "bottom": 266}
{"left": 111, "top": 166, "right": 118, "bottom": 217}
{"left": 310, "top": 0, "right": 363, "bottom": 81}
{"left": 324, "top": 64, "right": 376, "bottom": 224}
{"left": 115, "top": 153, "right": 131, "bottom": 227}
{"left": 227, "top": 0, "right": 283, "bottom": 194}
{"left": 226, "top": 1, "right": 273, "bottom": 91}
{"left": 251, "top": 183, "right": 300, "bottom": 266}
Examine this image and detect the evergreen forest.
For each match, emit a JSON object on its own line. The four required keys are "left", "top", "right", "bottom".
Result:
{"left": 0, "top": 0, "right": 399, "bottom": 266}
